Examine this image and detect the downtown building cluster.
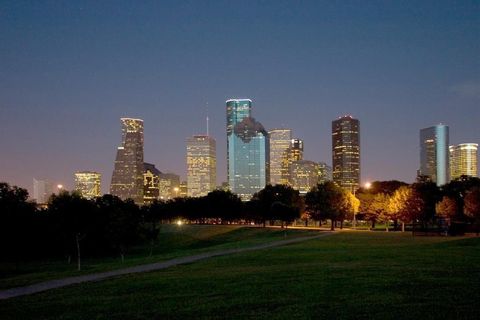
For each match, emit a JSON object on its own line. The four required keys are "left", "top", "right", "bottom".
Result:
{"left": 31, "top": 101, "right": 478, "bottom": 205}
{"left": 419, "top": 124, "right": 478, "bottom": 186}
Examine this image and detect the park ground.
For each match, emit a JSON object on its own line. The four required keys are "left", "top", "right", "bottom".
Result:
{"left": 1, "top": 226, "right": 480, "bottom": 319}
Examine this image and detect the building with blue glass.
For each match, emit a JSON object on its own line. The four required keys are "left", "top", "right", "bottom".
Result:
{"left": 419, "top": 124, "right": 450, "bottom": 186}
{"left": 226, "top": 99, "right": 269, "bottom": 200}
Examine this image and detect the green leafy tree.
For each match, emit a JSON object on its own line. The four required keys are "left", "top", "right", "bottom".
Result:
{"left": 252, "top": 184, "right": 301, "bottom": 227}
{"left": 305, "top": 182, "right": 346, "bottom": 231}
{"left": 48, "top": 191, "right": 97, "bottom": 270}
{"left": 0, "top": 182, "right": 37, "bottom": 262}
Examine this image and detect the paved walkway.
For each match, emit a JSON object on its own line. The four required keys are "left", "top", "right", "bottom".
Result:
{"left": 0, "top": 232, "right": 333, "bottom": 300}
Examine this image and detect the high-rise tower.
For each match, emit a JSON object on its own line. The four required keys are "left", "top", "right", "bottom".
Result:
{"left": 281, "top": 138, "right": 304, "bottom": 185}
{"left": 186, "top": 135, "right": 216, "bottom": 197}
{"left": 74, "top": 171, "right": 101, "bottom": 199}
{"left": 110, "top": 118, "right": 144, "bottom": 204}
{"left": 419, "top": 124, "right": 449, "bottom": 186}
{"left": 268, "top": 129, "right": 292, "bottom": 185}
{"left": 226, "top": 99, "right": 269, "bottom": 200}
{"left": 449, "top": 143, "right": 478, "bottom": 180}
{"left": 332, "top": 115, "right": 360, "bottom": 192}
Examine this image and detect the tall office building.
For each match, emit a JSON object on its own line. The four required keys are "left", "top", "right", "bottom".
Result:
{"left": 143, "top": 163, "right": 161, "bottom": 204}
{"left": 227, "top": 99, "right": 252, "bottom": 185}
{"left": 290, "top": 160, "right": 319, "bottom": 194}
{"left": 110, "top": 118, "right": 144, "bottom": 204}
{"left": 158, "top": 173, "right": 180, "bottom": 200}
{"left": 186, "top": 135, "right": 216, "bottom": 197}
{"left": 449, "top": 143, "right": 478, "bottom": 179}
{"left": 419, "top": 124, "right": 449, "bottom": 186}
{"left": 318, "top": 162, "right": 333, "bottom": 183}
{"left": 268, "top": 129, "right": 292, "bottom": 185}
{"left": 33, "top": 178, "right": 53, "bottom": 204}
{"left": 332, "top": 115, "right": 360, "bottom": 192}
{"left": 74, "top": 171, "right": 101, "bottom": 199}
{"left": 281, "top": 138, "right": 304, "bottom": 185}
{"left": 227, "top": 99, "right": 269, "bottom": 200}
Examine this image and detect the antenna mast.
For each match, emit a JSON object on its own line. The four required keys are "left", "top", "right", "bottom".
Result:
{"left": 206, "top": 102, "right": 209, "bottom": 136}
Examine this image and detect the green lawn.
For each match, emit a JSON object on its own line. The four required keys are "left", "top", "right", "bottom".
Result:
{"left": 1, "top": 231, "right": 479, "bottom": 319}
{"left": 0, "top": 225, "right": 317, "bottom": 290}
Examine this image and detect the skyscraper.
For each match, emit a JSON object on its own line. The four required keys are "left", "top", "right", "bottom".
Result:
{"left": 110, "top": 118, "right": 144, "bottom": 204}
{"left": 290, "top": 160, "right": 319, "bottom": 194}
{"left": 318, "top": 162, "right": 333, "bottom": 183}
{"left": 158, "top": 173, "right": 180, "bottom": 200}
{"left": 227, "top": 99, "right": 269, "bottom": 200}
{"left": 419, "top": 124, "right": 449, "bottom": 186}
{"left": 74, "top": 171, "right": 101, "bottom": 199}
{"left": 449, "top": 143, "right": 478, "bottom": 179}
{"left": 186, "top": 135, "right": 216, "bottom": 197}
{"left": 281, "top": 138, "right": 304, "bottom": 185}
{"left": 268, "top": 129, "right": 292, "bottom": 185}
{"left": 143, "top": 163, "right": 161, "bottom": 204}
{"left": 33, "top": 178, "right": 53, "bottom": 204}
{"left": 332, "top": 115, "right": 360, "bottom": 192}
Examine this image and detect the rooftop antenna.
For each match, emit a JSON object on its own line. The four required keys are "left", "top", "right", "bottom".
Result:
{"left": 206, "top": 102, "right": 209, "bottom": 136}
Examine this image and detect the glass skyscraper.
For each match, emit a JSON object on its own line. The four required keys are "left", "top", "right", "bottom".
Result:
{"left": 110, "top": 118, "right": 144, "bottom": 204}
{"left": 449, "top": 143, "right": 478, "bottom": 180}
{"left": 268, "top": 129, "right": 292, "bottom": 185}
{"left": 419, "top": 124, "right": 449, "bottom": 186}
{"left": 186, "top": 135, "right": 216, "bottom": 197}
{"left": 332, "top": 115, "right": 360, "bottom": 192}
{"left": 74, "top": 171, "right": 101, "bottom": 200}
{"left": 226, "top": 99, "right": 269, "bottom": 200}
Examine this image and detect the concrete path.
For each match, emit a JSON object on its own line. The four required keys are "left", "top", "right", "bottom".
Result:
{"left": 0, "top": 232, "right": 333, "bottom": 300}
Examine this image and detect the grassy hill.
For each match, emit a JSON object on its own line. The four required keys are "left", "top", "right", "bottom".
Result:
{"left": 1, "top": 229, "right": 479, "bottom": 319}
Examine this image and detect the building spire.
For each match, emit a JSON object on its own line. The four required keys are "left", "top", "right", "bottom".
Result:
{"left": 206, "top": 101, "right": 209, "bottom": 136}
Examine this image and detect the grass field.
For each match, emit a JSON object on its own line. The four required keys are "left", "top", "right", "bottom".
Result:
{"left": 1, "top": 229, "right": 479, "bottom": 319}
{"left": 0, "top": 225, "right": 316, "bottom": 290}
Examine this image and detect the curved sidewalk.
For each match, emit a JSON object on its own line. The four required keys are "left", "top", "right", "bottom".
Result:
{"left": 0, "top": 232, "right": 333, "bottom": 300}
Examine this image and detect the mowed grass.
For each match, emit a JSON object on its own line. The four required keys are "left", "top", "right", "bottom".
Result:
{"left": 0, "top": 225, "right": 317, "bottom": 290}
{"left": 1, "top": 231, "right": 479, "bottom": 319}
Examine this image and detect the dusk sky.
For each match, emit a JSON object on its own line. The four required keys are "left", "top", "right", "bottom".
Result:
{"left": 1, "top": 0, "right": 479, "bottom": 196}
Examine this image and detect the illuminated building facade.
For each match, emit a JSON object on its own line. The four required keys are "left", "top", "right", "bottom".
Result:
{"left": 110, "top": 118, "right": 144, "bottom": 204}
{"left": 449, "top": 143, "right": 478, "bottom": 179}
{"left": 74, "top": 171, "right": 101, "bottom": 199}
{"left": 290, "top": 160, "right": 319, "bottom": 194}
{"left": 332, "top": 115, "right": 360, "bottom": 192}
{"left": 143, "top": 163, "right": 161, "bottom": 204}
{"left": 318, "top": 162, "right": 332, "bottom": 183}
{"left": 419, "top": 124, "right": 449, "bottom": 186}
{"left": 186, "top": 135, "right": 216, "bottom": 197}
{"left": 227, "top": 99, "right": 252, "bottom": 187}
{"left": 158, "top": 173, "right": 180, "bottom": 200}
{"left": 268, "top": 129, "right": 292, "bottom": 185}
{"left": 281, "top": 139, "right": 304, "bottom": 185}
{"left": 33, "top": 178, "right": 53, "bottom": 204}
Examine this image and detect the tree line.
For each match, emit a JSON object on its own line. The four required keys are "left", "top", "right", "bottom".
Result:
{"left": 1, "top": 177, "right": 479, "bottom": 266}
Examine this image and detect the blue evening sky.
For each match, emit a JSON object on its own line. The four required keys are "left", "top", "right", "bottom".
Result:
{"left": 1, "top": 0, "right": 479, "bottom": 195}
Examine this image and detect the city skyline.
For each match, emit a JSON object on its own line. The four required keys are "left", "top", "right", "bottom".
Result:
{"left": 1, "top": 1, "right": 479, "bottom": 195}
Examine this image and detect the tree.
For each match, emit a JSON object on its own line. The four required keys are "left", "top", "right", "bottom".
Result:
{"left": 357, "top": 192, "right": 377, "bottom": 229}
{"left": 204, "top": 190, "right": 242, "bottom": 223}
{"left": 371, "top": 193, "right": 391, "bottom": 231}
{"left": 0, "top": 182, "right": 37, "bottom": 262}
{"left": 436, "top": 196, "right": 457, "bottom": 219}
{"left": 48, "top": 191, "right": 97, "bottom": 270}
{"left": 464, "top": 187, "right": 480, "bottom": 235}
{"left": 305, "top": 182, "right": 346, "bottom": 231}
{"left": 252, "top": 185, "right": 301, "bottom": 227}
{"left": 96, "top": 195, "right": 141, "bottom": 262}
